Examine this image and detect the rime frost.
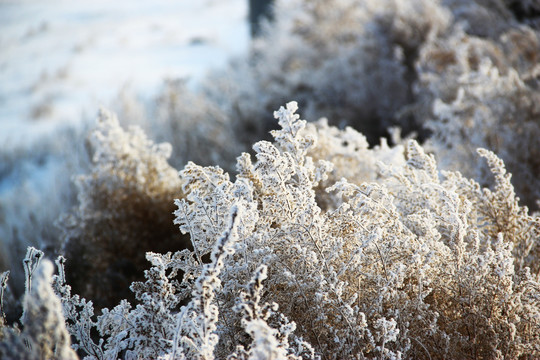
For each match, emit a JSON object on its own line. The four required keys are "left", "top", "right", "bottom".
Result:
{"left": 2, "top": 0, "right": 540, "bottom": 357}
{"left": 1, "top": 102, "right": 534, "bottom": 359}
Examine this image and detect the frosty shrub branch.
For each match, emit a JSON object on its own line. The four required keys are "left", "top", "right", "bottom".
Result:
{"left": 1, "top": 102, "right": 539, "bottom": 359}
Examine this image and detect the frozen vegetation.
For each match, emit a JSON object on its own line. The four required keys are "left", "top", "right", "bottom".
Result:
{"left": 1, "top": 0, "right": 540, "bottom": 359}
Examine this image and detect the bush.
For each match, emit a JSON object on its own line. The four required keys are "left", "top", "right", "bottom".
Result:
{"left": 415, "top": 25, "right": 540, "bottom": 210}
{"left": 202, "top": 0, "right": 452, "bottom": 145}
{"left": 0, "top": 251, "right": 77, "bottom": 360}
{"left": 2, "top": 0, "right": 540, "bottom": 358}
{"left": 2, "top": 102, "right": 538, "bottom": 359}
{"left": 58, "top": 109, "right": 189, "bottom": 310}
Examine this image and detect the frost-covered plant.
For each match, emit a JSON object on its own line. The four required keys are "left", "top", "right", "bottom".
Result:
{"left": 203, "top": 0, "right": 452, "bottom": 144}
{"left": 300, "top": 118, "right": 407, "bottom": 210}
{"left": 228, "top": 264, "right": 316, "bottom": 360}
{"left": 58, "top": 109, "right": 188, "bottom": 310}
{"left": 0, "top": 271, "right": 9, "bottom": 325}
{"left": 0, "top": 254, "right": 77, "bottom": 360}
{"left": 47, "top": 204, "right": 306, "bottom": 359}
{"left": 171, "top": 206, "right": 241, "bottom": 360}
{"left": 52, "top": 248, "right": 180, "bottom": 359}
{"left": 168, "top": 102, "right": 540, "bottom": 359}
{"left": 197, "top": 0, "right": 540, "bottom": 212}
{"left": 415, "top": 24, "right": 540, "bottom": 209}
{"left": 2, "top": 102, "right": 540, "bottom": 359}
{"left": 106, "top": 0, "right": 540, "bottom": 213}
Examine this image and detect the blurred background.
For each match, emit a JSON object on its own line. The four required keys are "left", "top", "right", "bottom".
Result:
{"left": 0, "top": 0, "right": 249, "bottom": 145}
{"left": 0, "top": 0, "right": 254, "bottom": 301}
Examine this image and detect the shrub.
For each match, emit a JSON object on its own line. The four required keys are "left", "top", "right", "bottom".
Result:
{"left": 58, "top": 109, "right": 189, "bottom": 310}
{"left": 2, "top": 102, "right": 537, "bottom": 359}
{"left": 111, "top": 0, "right": 540, "bottom": 213}
{"left": 170, "top": 102, "right": 540, "bottom": 358}
{"left": 0, "top": 250, "right": 77, "bottom": 360}
{"left": 202, "top": 0, "right": 452, "bottom": 145}
{"left": 2, "top": 0, "right": 540, "bottom": 357}
{"left": 415, "top": 25, "right": 540, "bottom": 210}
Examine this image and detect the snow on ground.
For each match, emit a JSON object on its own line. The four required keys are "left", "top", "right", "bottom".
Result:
{"left": 0, "top": 0, "right": 249, "bottom": 147}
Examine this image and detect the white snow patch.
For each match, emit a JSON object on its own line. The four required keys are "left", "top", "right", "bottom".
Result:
{"left": 0, "top": 0, "right": 249, "bottom": 145}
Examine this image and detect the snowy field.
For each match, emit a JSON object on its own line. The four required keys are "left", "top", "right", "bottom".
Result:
{"left": 0, "top": 0, "right": 249, "bottom": 146}
{"left": 0, "top": 0, "right": 249, "bottom": 274}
